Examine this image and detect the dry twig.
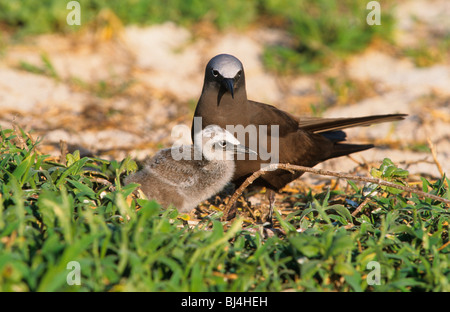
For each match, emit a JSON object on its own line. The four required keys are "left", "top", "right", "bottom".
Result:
{"left": 427, "top": 137, "right": 447, "bottom": 188}
{"left": 223, "top": 163, "right": 450, "bottom": 221}
{"left": 351, "top": 197, "right": 371, "bottom": 217}
{"left": 59, "top": 140, "right": 68, "bottom": 165}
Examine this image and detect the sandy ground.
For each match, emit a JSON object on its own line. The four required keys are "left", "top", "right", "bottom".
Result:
{"left": 0, "top": 0, "right": 449, "bottom": 215}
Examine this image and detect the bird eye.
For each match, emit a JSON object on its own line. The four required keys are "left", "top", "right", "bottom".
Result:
{"left": 235, "top": 70, "right": 242, "bottom": 79}
{"left": 218, "top": 140, "right": 227, "bottom": 148}
{"left": 211, "top": 69, "right": 219, "bottom": 77}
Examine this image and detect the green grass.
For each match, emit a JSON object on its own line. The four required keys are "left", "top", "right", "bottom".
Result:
{"left": 1, "top": 0, "right": 396, "bottom": 74}
{"left": 19, "top": 53, "right": 60, "bottom": 81}
{"left": 0, "top": 0, "right": 258, "bottom": 35}
{"left": 261, "top": 0, "right": 396, "bottom": 73}
{"left": 0, "top": 127, "right": 449, "bottom": 291}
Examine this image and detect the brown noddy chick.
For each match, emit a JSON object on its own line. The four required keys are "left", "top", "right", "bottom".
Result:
{"left": 124, "top": 125, "right": 257, "bottom": 213}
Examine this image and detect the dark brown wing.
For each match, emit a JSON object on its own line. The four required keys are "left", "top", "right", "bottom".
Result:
{"left": 247, "top": 100, "right": 300, "bottom": 135}
{"left": 232, "top": 101, "right": 406, "bottom": 190}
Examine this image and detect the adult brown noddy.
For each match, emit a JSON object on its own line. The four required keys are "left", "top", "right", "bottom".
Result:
{"left": 191, "top": 54, "right": 406, "bottom": 221}
{"left": 124, "top": 125, "right": 256, "bottom": 213}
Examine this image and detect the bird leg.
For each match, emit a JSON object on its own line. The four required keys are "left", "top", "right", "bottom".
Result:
{"left": 225, "top": 201, "right": 237, "bottom": 221}
{"left": 265, "top": 189, "right": 276, "bottom": 226}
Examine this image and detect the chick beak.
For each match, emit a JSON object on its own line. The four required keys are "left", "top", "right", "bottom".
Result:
{"left": 234, "top": 144, "right": 257, "bottom": 155}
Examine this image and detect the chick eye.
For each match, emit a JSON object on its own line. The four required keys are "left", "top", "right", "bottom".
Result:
{"left": 218, "top": 140, "right": 227, "bottom": 148}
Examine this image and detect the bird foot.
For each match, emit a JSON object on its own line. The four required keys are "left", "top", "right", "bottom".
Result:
{"left": 264, "top": 189, "right": 276, "bottom": 227}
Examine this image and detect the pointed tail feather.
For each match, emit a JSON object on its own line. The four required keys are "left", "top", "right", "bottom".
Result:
{"left": 299, "top": 114, "right": 407, "bottom": 134}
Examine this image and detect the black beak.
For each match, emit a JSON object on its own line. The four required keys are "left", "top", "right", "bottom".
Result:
{"left": 222, "top": 78, "right": 234, "bottom": 99}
